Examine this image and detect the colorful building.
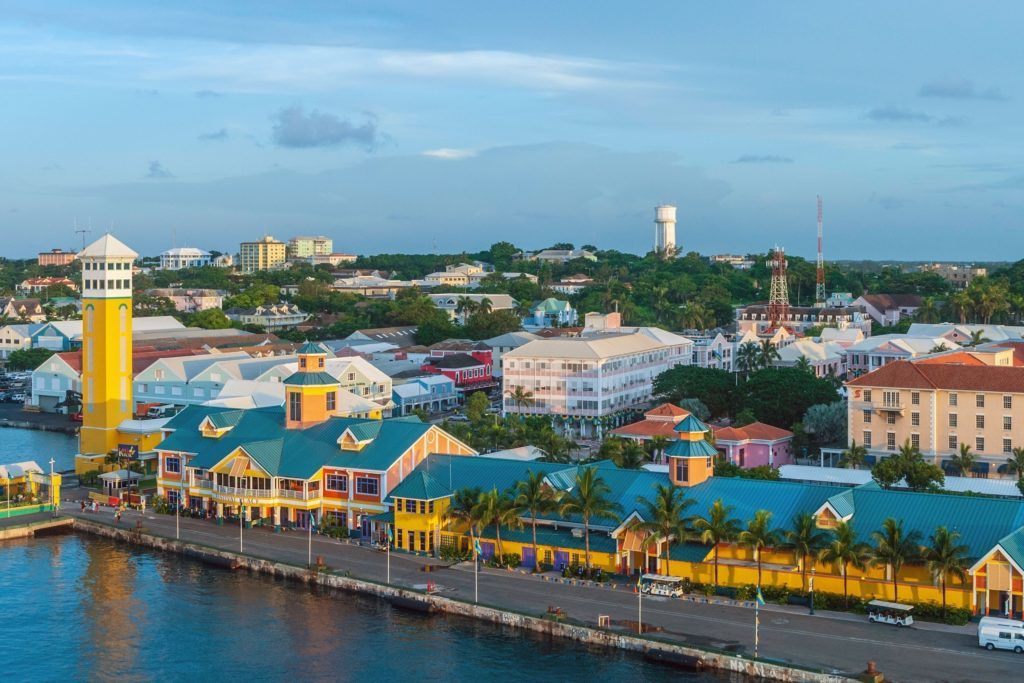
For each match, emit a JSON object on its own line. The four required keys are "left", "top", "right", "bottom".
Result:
{"left": 155, "top": 343, "right": 475, "bottom": 533}
{"left": 712, "top": 422, "right": 794, "bottom": 468}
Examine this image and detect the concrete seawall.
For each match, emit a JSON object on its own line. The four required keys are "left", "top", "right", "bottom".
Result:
{"left": 73, "top": 518, "right": 854, "bottom": 683}
{"left": 0, "top": 516, "right": 73, "bottom": 540}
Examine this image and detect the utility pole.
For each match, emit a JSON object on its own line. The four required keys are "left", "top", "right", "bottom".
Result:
{"left": 74, "top": 220, "right": 91, "bottom": 252}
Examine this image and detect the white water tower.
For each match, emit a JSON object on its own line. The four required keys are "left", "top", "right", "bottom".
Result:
{"left": 654, "top": 204, "right": 677, "bottom": 257}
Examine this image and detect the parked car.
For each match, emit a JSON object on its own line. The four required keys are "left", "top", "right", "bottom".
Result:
{"left": 9, "top": 393, "right": 26, "bottom": 403}
{"left": 447, "top": 413, "right": 471, "bottom": 422}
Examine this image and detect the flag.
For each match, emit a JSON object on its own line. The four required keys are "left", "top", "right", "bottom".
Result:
{"left": 386, "top": 525, "right": 394, "bottom": 543}
{"left": 309, "top": 510, "right": 317, "bottom": 529}
{"left": 473, "top": 538, "right": 483, "bottom": 557}
{"left": 756, "top": 587, "right": 766, "bottom": 606}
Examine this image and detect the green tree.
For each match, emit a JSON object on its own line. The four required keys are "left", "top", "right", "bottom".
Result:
{"left": 950, "top": 443, "right": 976, "bottom": 477}
{"left": 741, "top": 368, "right": 839, "bottom": 429}
{"left": 871, "top": 518, "right": 922, "bottom": 602}
{"left": 818, "top": 520, "right": 871, "bottom": 607}
{"left": 738, "top": 509, "right": 780, "bottom": 586}
{"left": 924, "top": 526, "right": 969, "bottom": 616}
{"left": 785, "top": 512, "right": 829, "bottom": 591}
{"left": 5, "top": 347, "right": 55, "bottom": 371}
{"left": 559, "top": 468, "right": 622, "bottom": 572}
{"left": 757, "top": 339, "right": 781, "bottom": 369}
{"left": 188, "top": 308, "right": 233, "bottom": 329}
{"left": 648, "top": 435, "right": 671, "bottom": 464}
{"left": 612, "top": 440, "right": 647, "bottom": 469}
{"left": 840, "top": 440, "right": 868, "bottom": 470}
{"left": 474, "top": 487, "right": 519, "bottom": 557}
{"left": 506, "top": 385, "right": 535, "bottom": 411}
{"left": 465, "top": 391, "right": 490, "bottom": 422}
{"left": 736, "top": 341, "right": 760, "bottom": 377}
{"left": 445, "top": 486, "right": 484, "bottom": 544}
{"left": 871, "top": 456, "right": 904, "bottom": 489}
{"left": 512, "top": 470, "right": 560, "bottom": 571}
{"left": 653, "top": 366, "right": 737, "bottom": 418}
{"left": 635, "top": 483, "right": 695, "bottom": 578}
{"left": 803, "top": 402, "right": 847, "bottom": 449}
{"left": 691, "top": 499, "right": 741, "bottom": 587}
{"left": 793, "top": 355, "right": 813, "bottom": 374}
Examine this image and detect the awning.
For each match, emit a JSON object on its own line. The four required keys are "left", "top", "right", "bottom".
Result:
{"left": 864, "top": 455, "right": 877, "bottom": 466}
{"left": 228, "top": 457, "right": 250, "bottom": 477}
{"left": 620, "top": 528, "right": 646, "bottom": 553}
{"left": 972, "top": 462, "right": 991, "bottom": 474}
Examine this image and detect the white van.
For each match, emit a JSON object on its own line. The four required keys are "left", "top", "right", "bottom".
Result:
{"left": 146, "top": 404, "right": 178, "bottom": 419}
{"left": 979, "top": 616, "right": 1024, "bottom": 653}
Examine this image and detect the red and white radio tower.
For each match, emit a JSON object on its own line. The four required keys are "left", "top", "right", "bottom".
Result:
{"left": 815, "top": 195, "right": 826, "bottom": 306}
{"left": 767, "top": 246, "right": 790, "bottom": 329}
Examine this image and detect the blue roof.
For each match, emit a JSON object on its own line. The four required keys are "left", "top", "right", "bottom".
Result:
{"left": 675, "top": 415, "right": 710, "bottom": 433}
{"left": 160, "top": 405, "right": 436, "bottom": 478}
{"left": 664, "top": 438, "right": 718, "bottom": 458}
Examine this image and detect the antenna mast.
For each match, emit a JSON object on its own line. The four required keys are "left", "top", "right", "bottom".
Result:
{"left": 767, "top": 246, "right": 790, "bottom": 329}
{"left": 74, "top": 219, "right": 91, "bottom": 251}
{"left": 815, "top": 195, "right": 826, "bottom": 307}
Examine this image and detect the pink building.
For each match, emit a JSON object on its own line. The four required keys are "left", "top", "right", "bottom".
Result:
{"left": 712, "top": 422, "right": 794, "bottom": 468}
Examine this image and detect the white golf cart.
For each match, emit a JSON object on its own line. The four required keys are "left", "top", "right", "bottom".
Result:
{"left": 866, "top": 599, "right": 914, "bottom": 627}
{"left": 639, "top": 574, "right": 685, "bottom": 598}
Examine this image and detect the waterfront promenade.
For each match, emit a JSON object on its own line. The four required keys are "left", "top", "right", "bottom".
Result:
{"left": 56, "top": 500, "right": 1016, "bottom": 681}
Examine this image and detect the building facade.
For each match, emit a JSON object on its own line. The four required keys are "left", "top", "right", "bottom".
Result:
{"left": 225, "top": 303, "right": 308, "bottom": 331}
{"left": 287, "top": 236, "right": 333, "bottom": 260}
{"left": 392, "top": 375, "right": 459, "bottom": 415}
{"left": 159, "top": 247, "right": 213, "bottom": 270}
{"left": 38, "top": 249, "right": 77, "bottom": 267}
{"left": 239, "top": 236, "right": 288, "bottom": 273}
{"left": 146, "top": 288, "right": 225, "bottom": 313}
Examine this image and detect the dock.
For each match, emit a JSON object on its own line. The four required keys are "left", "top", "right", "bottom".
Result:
{"left": 0, "top": 512, "right": 74, "bottom": 540}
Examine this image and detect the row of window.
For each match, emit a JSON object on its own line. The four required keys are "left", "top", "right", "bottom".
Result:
{"left": 83, "top": 260, "right": 131, "bottom": 270}
{"left": 163, "top": 460, "right": 380, "bottom": 497}
{"left": 85, "top": 279, "right": 130, "bottom": 290}
{"left": 863, "top": 410, "right": 1014, "bottom": 430}
{"left": 324, "top": 473, "right": 379, "bottom": 496}
{"left": 395, "top": 498, "right": 436, "bottom": 515}
{"left": 395, "top": 528, "right": 434, "bottom": 552}
{"left": 862, "top": 430, "right": 1014, "bottom": 454}
{"left": 862, "top": 390, "right": 1014, "bottom": 409}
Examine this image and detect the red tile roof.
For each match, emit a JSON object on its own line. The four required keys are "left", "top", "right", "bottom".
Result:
{"left": 859, "top": 293, "right": 923, "bottom": 311}
{"left": 847, "top": 359, "right": 1024, "bottom": 392}
{"left": 54, "top": 348, "right": 207, "bottom": 375}
{"left": 645, "top": 403, "right": 689, "bottom": 418}
{"left": 713, "top": 422, "right": 793, "bottom": 442}
{"left": 609, "top": 421, "right": 680, "bottom": 439}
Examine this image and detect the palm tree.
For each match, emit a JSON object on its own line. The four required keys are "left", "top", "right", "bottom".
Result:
{"left": 793, "top": 355, "right": 813, "bottom": 374}
{"left": 818, "top": 520, "right": 871, "bottom": 607}
{"left": 513, "top": 300, "right": 533, "bottom": 319}
{"left": 512, "top": 470, "right": 560, "bottom": 571}
{"left": 924, "top": 526, "right": 969, "bottom": 616}
{"left": 635, "top": 484, "right": 695, "bottom": 577}
{"left": 681, "top": 301, "right": 712, "bottom": 330}
{"left": 950, "top": 443, "right": 976, "bottom": 478}
{"left": 967, "top": 329, "right": 990, "bottom": 347}
{"left": 1005, "top": 447, "right": 1024, "bottom": 478}
{"left": 445, "top": 486, "right": 484, "bottom": 551}
{"left": 474, "top": 487, "right": 519, "bottom": 557}
{"left": 839, "top": 440, "right": 868, "bottom": 470}
{"left": 739, "top": 510, "right": 780, "bottom": 587}
{"left": 613, "top": 440, "right": 647, "bottom": 469}
{"left": 455, "top": 296, "right": 478, "bottom": 320}
{"left": 559, "top": 468, "right": 622, "bottom": 573}
{"left": 648, "top": 435, "right": 671, "bottom": 464}
{"left": 929, "top": 343, "right": 951, "bottom": 354}
{"left": 736, "top": 341, "right": 760, "bottom": 377}
{"left": 506, "top": 385, "right": 535, "bottom": 412}
{"left": 758, "top": 339, "right": 781, "bottom": 369}
{"left": 692, "top": 499, "right": 742, "bottom": 587}
{"left": 871, "top": 518, "right": 922, "bottom": 602}
{"left": 947, "top": 291, "right": 971, "bottom": 325}
{"left": 915, "top": 297, "right": 940, "bottom": 324}
{"left": 785, "top": 512, "right": 829, "bottom": 591}
{"left": 477, "top": 297, "right": 494, "bottom": 316}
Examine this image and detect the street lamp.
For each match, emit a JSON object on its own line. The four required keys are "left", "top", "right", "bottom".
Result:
{"left": 809, "top": 564, "right": 816, "bottom": 615}
{"left": 49, "top": 458, "right": 56, "bottom": 518}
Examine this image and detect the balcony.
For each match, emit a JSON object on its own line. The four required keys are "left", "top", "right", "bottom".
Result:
{"left": 278, "top": 488, "right": 317, "bottom": 500}
{"left": 214, "top": 484, "right": 274, "bottom": 498}
{"left": 876, "top": 401, "right": 904, "bottom": 414}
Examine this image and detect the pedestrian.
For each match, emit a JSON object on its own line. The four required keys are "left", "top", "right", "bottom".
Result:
{"left": 115, "top": 508, "right": 121, "bottom": 524}
{"left": 80, "top": 500, "right": 86, "bottom": 513}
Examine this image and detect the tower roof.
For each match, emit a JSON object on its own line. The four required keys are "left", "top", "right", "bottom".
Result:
{"left": 78, "top": 233, "right": 138, "bottom": 259}
{"left": 674, "top": 414, "right": 710, "bottom": 433}
{"left": 298, "top": 341, "right": 326, "bottom": 355}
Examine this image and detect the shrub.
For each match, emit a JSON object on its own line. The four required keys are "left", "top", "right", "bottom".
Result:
{"left": 321, "top": 523, "right": 349, "bottom": 540}
{"left": 80, "top": 469, "right": 101, "bottom": 488}
{"left": 439, "top": 545, "right": 471, "bottom": 562}
{"left": 150, "top": 494, "right": 170, "bottom": 514}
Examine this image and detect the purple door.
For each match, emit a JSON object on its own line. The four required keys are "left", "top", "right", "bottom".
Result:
{"left": 521, "top": 546, "right": 536, "bottom": 569}
{"left": 554, "top": 551, "right": 569, "bottom": 571}
{"left": 480, "top": 541, "right": 495, "bottom": 561}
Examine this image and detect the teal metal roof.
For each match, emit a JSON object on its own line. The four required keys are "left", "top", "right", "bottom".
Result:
{"left": 827, "top": 489, "right": 856, "bottom": 518}
{"left": 346, "top": 420, "right": 382, "bottom": 442}
{"left": 282, "top": 371, "right": 338, "bottom": 386}
{"left": 675, "top": 415, "right": 710, "bottom": 433}
{"left": 390, "top": 470, "right": 450, "bottom": 501}
{"left": 368, "top": 511, "right": 394, "bottom": 523}
{"left": 385, "top": 455, "right": 571, "bottom": 503}
{"left": 997, "top": 528, "right": 1024, "bottom": 568}
{"left": 207, "top": 410, "right": 246, "bottom": 430}
{"left": 298, "top": 341, "right": 326, "bottom": 355}
{"left": 159, "top": 405, "right": 434, "bottom": 478}
{"left": 664, "top": 438, "right": 718, "bottom": 458}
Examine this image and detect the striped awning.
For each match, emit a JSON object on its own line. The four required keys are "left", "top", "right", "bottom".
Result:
{"left": 228, "top": 457, "right": 250, "bottom": 477}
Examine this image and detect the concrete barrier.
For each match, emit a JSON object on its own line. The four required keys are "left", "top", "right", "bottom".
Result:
{"left": 72, "top": 519, "right": 854, "bottom": 683}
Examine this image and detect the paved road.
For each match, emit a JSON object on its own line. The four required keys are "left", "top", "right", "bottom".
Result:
{"left": 57, "top": 501, "right": 1022, "bottom": 682}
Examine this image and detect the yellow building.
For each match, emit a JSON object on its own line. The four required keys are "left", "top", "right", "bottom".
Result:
{"left": 239, "top": 235, "right": 287, "bottom": 273}
{"left": 155, "top": 343, "right": 475, "bottom": 532}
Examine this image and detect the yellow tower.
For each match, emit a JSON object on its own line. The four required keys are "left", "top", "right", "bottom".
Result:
{"left": 76, "top": 234, "right": 139, "bottom": 473}
{"left": 283, "top": 342, "right": 340, "bottom": 429}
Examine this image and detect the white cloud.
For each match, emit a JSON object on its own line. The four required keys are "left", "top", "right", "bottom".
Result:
{"left": 422, "top": 148, "right": 476, "bottom": 160}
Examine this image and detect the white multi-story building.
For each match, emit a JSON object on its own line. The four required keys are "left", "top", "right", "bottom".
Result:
{"left": 287, "top": 236, "right": 333, "bottom": 259}
{"left": 159, "top": 247, "right": 212, "bottom": 270}
{"left": 502, "top": 332, "right": 680, "bottom": 438}
{"left": 428, "top": 293, "right": 517, "bottom": 323}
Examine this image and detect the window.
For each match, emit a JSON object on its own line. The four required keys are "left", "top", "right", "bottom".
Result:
{"left": 1004, "top": 439, "right": 1013, "bottom": 454}
{"left": 1004, "top": 416, "right": 1013, "bottom": 431}
{"left": 886, "top": 413, "right": 896, "bottom": 425}
{"left": 883, "top": 390, "right": 900, "bottom": 407}
{"left": 289, "top": 392, "right": 301, "bottom": 422}
{"left": 404, "top": 499, "right": 416, "bottom": 513}
{"left": 949, "top": 414, "right": 958, "bottom": 428}
{"left": 863, "top": 431, "right": 872, "bottom": 448}
{"left": 355, "top": 477, "right": 379, "bottom": 496}
{"left": 863, "top": 410, "right": 872, "bottom": 424}
{"left": 976, "top": 394, "right": 985, "bottom": 408}
{"left": 1004, "top": 395, "right": 1013, "bottom": 409}
{"left": 949, "top": 393, "right": 958, "bottom": 407}
{"left": 976, "top": 437, "right": 985, "bottom": 452}
{"left": 976, "top": 414, "right": 985, "bottom": 429}
{"left": 886, "top": 432, "right": 896, "bottom": 451}
{"left": 326, "top": 392, "right": 336, "bottom": 412}
{"left": 911, "top": 433, "right": 920, "bottom": 449}
{"left": 428, "top": 501, "right": 435, "bottom": 514}
{"left": 395, "top": 529, "right": 403, "bottom": 548}
{"left": 167, "top": 490, "right": 180, "bottom": 506}
{"left": 674, "top": 459, "right": 689, "bottom": 482}
{"left": 165, "top": 456, "right": 181, "bottom": 474}
{"left": 911, "top": 412, "right": 920, "bottom": 427}
{"left": 864, "top": 390, "right": 873, "bottom": 402}
{"left": 407, "top": 531, "right": 415, "bottom": 549}
{"left": 419, "top": 531, "right": 426, "bottom": 550}
{"left": 911, "top": 392, "right": 920, "bottom": 406}
{"left": 325, "top": 474, "right": 347, "bottom": 492}
{"left": 949, "top": 435, "right": 958, "bottom": 450}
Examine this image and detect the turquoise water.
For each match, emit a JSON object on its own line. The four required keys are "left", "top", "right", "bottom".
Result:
{"left": 0, "top": 534, "right": 729, "bottom": 682}
{"left": 0, "top": 427, "right": 77, "bottom": 471}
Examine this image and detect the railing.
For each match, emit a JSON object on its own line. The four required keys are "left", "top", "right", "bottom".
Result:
{"left": 278, "top": 489, "right": 313, "bottom": 500}
{"left": 214, "top": 485, "right": 273, "bottom": 498}
{"left": 191, "top": 477, "right": 213, "bottom": 489}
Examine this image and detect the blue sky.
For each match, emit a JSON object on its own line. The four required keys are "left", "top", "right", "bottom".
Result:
{"left": 2, "top": 1, "right": 1022, "bottom": 259}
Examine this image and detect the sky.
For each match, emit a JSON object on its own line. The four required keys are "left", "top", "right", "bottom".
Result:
{"left": 2, "top": 1, "right": 1023, "bottom": 260}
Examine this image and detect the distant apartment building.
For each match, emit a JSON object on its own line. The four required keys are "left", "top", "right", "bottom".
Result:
{"left": 392, "top": 375, "right": 459, "bottom": 415}
{"left": 239, "top": 236, "right": 288, "bottom": 273}
{"left": 525, "top": 298, "right": 578, "bottom": 328}
{"left": 846, "top": 345, "right": 1024, "bottom": 476}
{"left": 845, "top": 334, "right": 957, "bottom": 376}
{"left": 525, "top": 248, "right": 597, "bottom": 264}
{"left": 908, "top": 323, "right": 1024, "bottom": 346}
{"left": 853, "top": 293, "right": 922, "bottom": 327}
{"left": 709, "top": 254, "right": 755, "bottom": 269}
{"left": 332, "top": 274, "right": 416, "bottom": 299}
{"left": 16, "top": 277, "right": 78, "bottom": 295}
{"left": 159, "top": 247, "right": 213, "bottom": 270}
{"left": 550, "top": 273, "right": 594, "bottom": 296}
{"left": 423, "top": 263, "right": 485, "bottom": 288}
{"left": 145, "top": 288, "right": 226, "bottom": 313}
{"left": 773, "top": 338, "right": 846, "bottom": 378}
{"left": 428, "top": 293, "right": 517, "bottom": 323}
{"left": 37, "top": 249, "right": 76, "bottom": 267}
{"left": 287, "top": 236, "right": 333, "bottom": 260}
{"left": 224, "top": 303, "right": 309, "bottom": 331}
{"left": 309, "top": 253, "right": 357, "bottom": 267}
{"left": 920, "top": 263, "right": 987, "bottom": 289}
{"left": 502, "top": 332, "right": 678, "bottom": 438}
{"left": 735, "top": 304, "right": 871, "bottom": 336}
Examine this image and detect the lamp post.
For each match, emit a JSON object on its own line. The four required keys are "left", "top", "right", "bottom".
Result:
{"left": 809, "top": 564, "right": 816, "bottom": 615}
{"left": 49, "top": 458, "right": 56, "bottom": 518}
{"left": 239, "top": 496, "right": 245, "bottom": 553}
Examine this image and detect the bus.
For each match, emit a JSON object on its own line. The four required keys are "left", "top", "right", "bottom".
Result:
{"left": 866, "top": 600, "right": 914, "bottom": 627}
{"left": 978, "top": 616, "right": 1024, "bottom": 653}
{"left": 639, "top": 574, "right": 685, "bottom": 598}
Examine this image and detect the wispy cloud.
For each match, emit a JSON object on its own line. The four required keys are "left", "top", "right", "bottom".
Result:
{"left": 422, "top": 148, "right": 476, "bottom": 160}
{"left": 866, "top": 106, "right": 966, "bottom": 126}
{"left": 271, "top": 106, "right": 378, "bottom": 149}
{"left": 198, "top": 128, "right": 229, "bottom": 142}
{"left": 195, "top": 89, "right": 221, "bottom": 99}
{"left": 732, "top": 154, "right": 793, "bottom": 164}
{"left": 145, "top": 160, "right": 174, "bottom": 179}
{"left": 919, "top": 79, "right": 1007, "bottom": 101}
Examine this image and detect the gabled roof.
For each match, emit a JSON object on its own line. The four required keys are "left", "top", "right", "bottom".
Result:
{"left": 78, "top": 233, "right": 138, "bottom": 259}
{"left": 857, "top": 293, "right": 923, "bottom": 311}
{"left": 298, "top": 341, "right": 328, "bottom": 355}
{"left": 433, "top": 353, "right": 484, "bottom": 369}
{"left": 674, "top": 415, "right": 710, "bottom": 433}
{"left": 646, "top": 403, "right": 689, "bottom": 418}
{"left": 391, "top": 470, "right": 451, "bottom": 501}
{"left": 713, "top": 422, "right": 793, "bottom": 443}
{"left": 847, "top": 359, "right": 1024, "bottom": 392}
